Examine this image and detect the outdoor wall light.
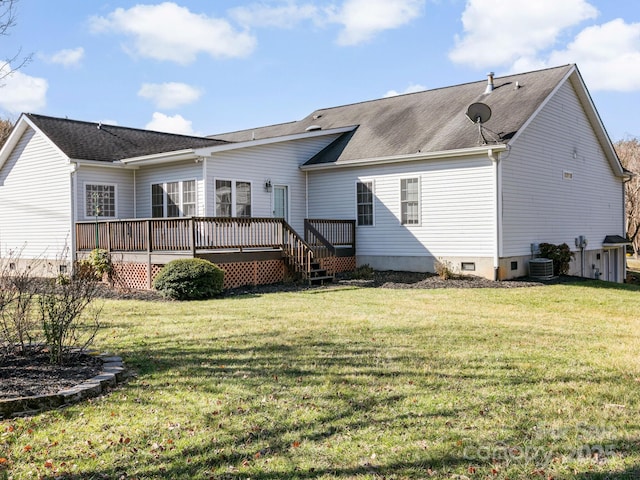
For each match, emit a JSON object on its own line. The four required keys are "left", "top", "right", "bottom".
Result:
{"left": 264, "top": 179, "right": 272, "bottom": 192}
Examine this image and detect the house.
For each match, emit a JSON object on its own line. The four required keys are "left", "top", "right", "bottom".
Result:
{"left": 0, "top": 64, "right": 630, "bottom": 287}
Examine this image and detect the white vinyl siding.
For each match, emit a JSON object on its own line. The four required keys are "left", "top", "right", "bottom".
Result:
{"left": 0, "top": 128, "right": 71, "bottom": 259}
{"left": 205, "top": 135, "right": 339, "bottom": 232}
{"left": 501, "top": 80, "right": 625, "bottom": 257}
{"left": 74, "top": 165, "right": 134, "bottom": 220}
{"left": 308, "top": 157, "right": 495, "bottom": 258}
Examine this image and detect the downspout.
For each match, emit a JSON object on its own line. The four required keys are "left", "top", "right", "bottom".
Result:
{"left": 489, "top": 149, "right": 501, "bottom": 280}
{"left": 133, "top": 169, "right": 137, "bottom": 218}
{"left": 202, "top": 157, "right": 207, "bottom": 215}
{"left": 305, "top": 171, "right": 309, "bottom": 219}
{"left": 69, "top": 162, "right": 78, "bottom": 265}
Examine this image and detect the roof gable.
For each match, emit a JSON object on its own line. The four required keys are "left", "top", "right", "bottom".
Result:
{"left": 22, "top": 114, "right": 229, "bottom": 162}
{"left": 213, "top": 65, "right": 575, "bottom": 165}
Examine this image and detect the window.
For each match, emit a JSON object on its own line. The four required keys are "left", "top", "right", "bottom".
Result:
{"left": 400, "top": 178, "right": 420, "bottom": 225}
{"left": 356, "top": 181, "right": 374, "bottom": 226}
{"left": 511, "top": 261, "right": 518, "bottom": 271}
{"left": 215, "top": 180, "right": 232, "bottom": 216}
{"left": 182, "top": 180, "right": 196, "bottom": 216}
{"left": 151, "top": 180, "right": 196, "bottom": 218}
{"left": 461, "top": 262, "right": 476, "bottom": 271}
{"left": 236, "top": 181, "right": 251, "bottom": 218}
{"left": 215, "top": 179, "right": 252, "bottom": 218}
{"left": 85, "top": 184, "right": 115, "bottom": 218}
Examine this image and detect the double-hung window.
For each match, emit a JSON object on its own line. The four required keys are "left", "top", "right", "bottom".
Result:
{"left": 356, "top": 181, "right": 374, "bottom": 226}
{"left": 215, "top": 179, "right": 252, "bottom": 218}
{"left": 151, "top": 180, "right": 196, "bottom": 218}
{"left": 85, "top": 184, "right": 116, "bottom": 218}
{"left": 400, "top": 177, "right": 420, "bottom": 225}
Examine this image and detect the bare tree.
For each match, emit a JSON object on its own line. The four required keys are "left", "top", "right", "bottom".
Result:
{"left": 0, "top": 116, "right": 13, "bottom": 148}
{"left": 615, "top": 138, "right": 640, "bottom": 256}
{"left": 1, "top": 0, "right": 31, "bottom": 84}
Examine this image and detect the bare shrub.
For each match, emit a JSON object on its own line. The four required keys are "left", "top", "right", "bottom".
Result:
{"left": 0, "top": 251, "right": 42, "bottom": 358}
{"left": 435, "top": 258, "right": 457, "bottom": 280}
{"left": 38, "top": 261, "right": 102, "bottom": 365}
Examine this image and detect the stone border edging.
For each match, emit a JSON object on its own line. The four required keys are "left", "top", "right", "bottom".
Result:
{"left": 0, "top": 353, "right": 128, "bottom": 419}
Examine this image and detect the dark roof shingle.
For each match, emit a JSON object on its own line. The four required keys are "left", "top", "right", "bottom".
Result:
{"left": 26, "top": 114, "right": 228, "bottom": 162}
{"left": 212, "top": 65, "right": 574, "bottom": 165}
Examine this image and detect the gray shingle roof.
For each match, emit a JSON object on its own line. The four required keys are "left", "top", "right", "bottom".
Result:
{"left": 26, "top": 114, "right": 229, "bottom": 162}
{"left": 212, "top": 65, "right": 575, "bottom": 165}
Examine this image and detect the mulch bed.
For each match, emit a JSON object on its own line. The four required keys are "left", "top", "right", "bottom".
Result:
{"left": 0, "top": 271, "right": 576, "bottom": 401}
{"left": 0, "top": 350, "right": 103, "bottom": 400}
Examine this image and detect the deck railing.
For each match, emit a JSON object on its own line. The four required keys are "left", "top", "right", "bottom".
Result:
{"left": 76, "top": 217, "right": 355, "bottom": 279}
{"left": 305, "top": 219, "right": 356, "bottom": 248}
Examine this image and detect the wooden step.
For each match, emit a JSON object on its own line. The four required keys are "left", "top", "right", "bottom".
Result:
{"left": 308, "top": 275, "right": 334, "bottom": 285}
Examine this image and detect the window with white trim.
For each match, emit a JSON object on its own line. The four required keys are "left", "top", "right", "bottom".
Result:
{"left": 151, "top": 180, "right": 196, "bottom": 218}
{"left": 356, "top": 181, "right": 374, "bottom": 226}
{"left": 215, "top": 179, "right": 252, "bottom": 218}
{"left": 85, "top": 184, "right": 116, "bottom": 218}
{"left": 400, "top": 177, "right": 420, "bottom": 225}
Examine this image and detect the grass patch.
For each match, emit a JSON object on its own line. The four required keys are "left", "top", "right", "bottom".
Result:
{"left": 2, "top": 281, "right": 640, "bottom": 479}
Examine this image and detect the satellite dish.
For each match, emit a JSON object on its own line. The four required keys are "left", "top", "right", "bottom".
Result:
{"left": 466, "top": 102, "right": 492, "bottom": 124}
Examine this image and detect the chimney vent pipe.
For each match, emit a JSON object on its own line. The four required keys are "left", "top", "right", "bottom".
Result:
{"left": 484, "top": 72, "right": 495, "bottom": 94}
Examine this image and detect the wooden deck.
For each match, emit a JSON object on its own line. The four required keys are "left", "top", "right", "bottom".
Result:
{"left": 76, "top": 217, "right": 355, "bottom": 282}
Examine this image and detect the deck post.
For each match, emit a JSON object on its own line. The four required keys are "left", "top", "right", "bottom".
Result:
{"left": 190, "top": 218, "right": 196, "bottom": 257}
{"left": 146, "top": 220, "right": 152, "bottom": 289}
{"left": 106, "top": 221, "right": 111, "bottom": 252}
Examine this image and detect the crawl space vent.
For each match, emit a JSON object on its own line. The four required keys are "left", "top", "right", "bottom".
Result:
{"left": 529, "top": 258, "right": 553, "bottom": 280}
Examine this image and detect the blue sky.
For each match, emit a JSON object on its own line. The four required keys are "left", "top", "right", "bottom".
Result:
{"left": 1, "top": 0, "right": 639, "bottom": 141}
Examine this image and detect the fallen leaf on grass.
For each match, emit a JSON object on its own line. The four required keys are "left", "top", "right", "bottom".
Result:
{"left": 44, "top": 459, "right": 54, "bottom": 468}
{"left": 292, "top": 441, "right": 301, "bottom": 448}
{"left": 23, "top": 445, "right": 32, "bottom": 452}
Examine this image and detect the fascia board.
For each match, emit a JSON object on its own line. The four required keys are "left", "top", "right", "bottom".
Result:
{"left": 71, "top": 158, "right": 137, "bottom": 169}
{"left": 0, "top": 114, "right": 71, "bottom": 170}
{"left": 196, "top": 126, "right": 358, "bottom": 156}
{"left": 120, "top": 149, "right": 198, "bottom": 165}
{"left": 299, "top": 144, "right": 508, "bottom": 171}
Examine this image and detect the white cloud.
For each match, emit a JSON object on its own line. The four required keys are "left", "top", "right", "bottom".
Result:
{"left": 383, "top": 83, "right": 427, "bottom": 98}
{"left": 230, "top": 2, "right": 321, "bottom": 28}
{"left": 89, "top": 2, "right": 256, "bottom": 64}
{"left": 44, "top": 47, "right": 85, "bottom": 67}
{"left": 547, "top": 19, "right": 640, "bottom": 92}
{"left": 449, "top": 0, "right": 598, "bottom": 68}
{"left": 138, "top": 82, "right": 203, "bottom": 109}
{"left": 334, "top": 0, "right": 425, "bottom": 46}
{"left": 0, "top": 64, "right": 48, "bottom": 113}
{"left": 145, "top": 112, "right": 195, "bottom": 135}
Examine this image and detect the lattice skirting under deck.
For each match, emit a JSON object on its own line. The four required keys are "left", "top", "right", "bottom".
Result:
{"left": 111, "top": 256, "right": 356, "bottom": 291}
{"left": 318, "top": 256, "right": 356, "bottom": 273}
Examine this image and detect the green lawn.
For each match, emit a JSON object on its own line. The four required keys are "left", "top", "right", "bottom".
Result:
{"left": 2, "top": 280, "right": 640, "bottom": 479}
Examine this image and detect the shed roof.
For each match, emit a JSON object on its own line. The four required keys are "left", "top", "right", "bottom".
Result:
{"left": 25, "top": 114, "right": 228, "bottom": 162}
{"left": 212, "top": 65, "right": 575, "bottom": 164}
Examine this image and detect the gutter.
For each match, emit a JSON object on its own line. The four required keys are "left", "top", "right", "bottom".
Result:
{"left": 300, "top": 144, "right": 508, "bottom": 171}
{"left": 121, "top": 149, "right": 198, "bottom": 166}
{"left": 70, "top": 158, "right": 139, "bottom": 169}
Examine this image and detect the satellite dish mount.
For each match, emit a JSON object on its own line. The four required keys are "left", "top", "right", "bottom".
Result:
{"left": 466, "top": 102, "right": 492, "bottom": 145}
